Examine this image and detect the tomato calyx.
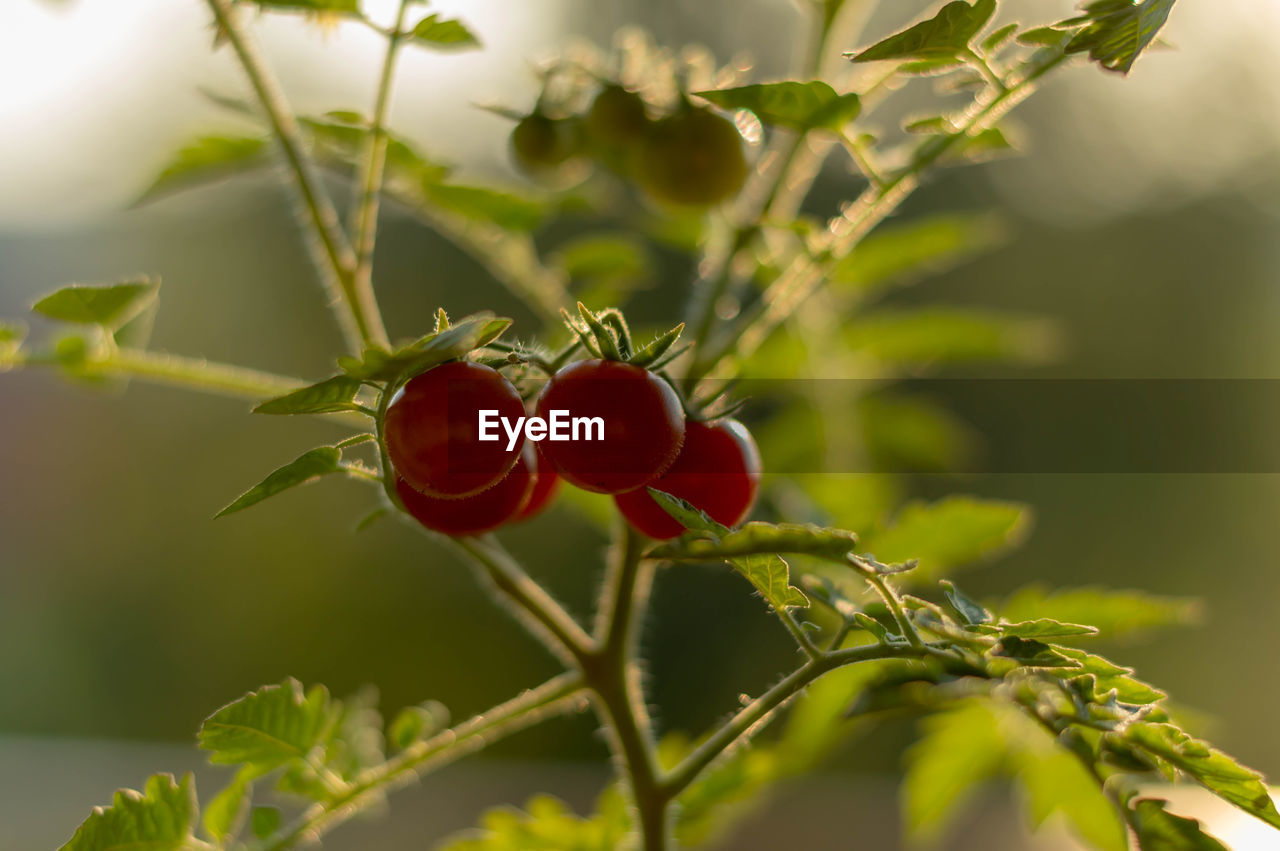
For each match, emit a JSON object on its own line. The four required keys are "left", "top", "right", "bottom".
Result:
{"left": 562, "top": 302, "right": 685, "bottom": 370}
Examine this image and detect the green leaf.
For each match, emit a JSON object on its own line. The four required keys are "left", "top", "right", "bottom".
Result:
{"left": 860, "top": 496, "right": 1030, "bottom": 582}
{"left": 422, "top": 183, "right": 547, "bottom": 232}
{"left": 945, "top": 125, "right": 1019, "bottom": 164}
{"left": 1125, "top": 722, "right": 1280, "bottom": 829}
{"left": 981, "top": 22, "right": 1019, "bottom": 53}
{"left": 1056, "top": 648, "right": 1167, "bottom": 704}
{"left": 409, "top": 14, "right": 480, "bottom": 50}
{"left": 1128, "top": 798, "right": 1230, "bottom": 850}
{"left": 1018, "top": 26, "right": 1073, "bottom": 47}
{"left": 202, "top": 765, "right": 261, "bottom": 843}
{"left": 0, "top": 320, "right": 25, "bottom": 367}
{"left": 553, "top": 234, "right": 650, "bottom": 283}
{"left": 60, "top": 773, "right": 198, "bottom": 851}
{"left": 250, "top": 806, "right": 281, "bottom": 839}
{"left": 33, "top": 280, "right": 159, "bottom": 329}
{"left": 253, "top": 376, "right": 366, "bottom": 415}
{"left": 138, "top": 135, "right": 268, "bottom": 203}
{"left": 976, "top": 618, "right": 1099, "bottom": 639}
{"left": 199, "top": 679, "right": 333, "bottom": 770}
{"left": 996, "top": 584, "right": 1198, "bottom": 639}
{"left": 339, "top": 314, "right": 512, "bottom": 381}
{"left": 249, "top": 0, "right": 361, "bottom": 16}
{"left": 649, "top": 520, "right": 859, "bottom": 564}
{"left": 438, "top": 791, "right": 630, "bottom": 850}
{"left": 902, "top": 700, "right": 1006, "bottom": 840}
{"left": 1064, "top": 0, "right": 1176, "bottom": 74}
{"left": 627, "top": 323, "right": 685, "bottom": 369}
{"left": 649, "top": 494, "right": 809, "bottom": 611}
{"left": 940, "top": 580, "right": 991, "bottom": 625}
{"left": 859, "top": 393, "right": 976, "bottom": 472}
{"left": 672, "top": 743, "right": 778, "bottom": 846}
{"left": 693, "top": 81, "right": 860, "bottom": 132}
{"left": 388, "top": 701, "right": 448, "bottom": 752}
{"left": 848, "top": 0, "right": 997, "bottom": 62}
{"left": 843, "top": 308, "right": 1055, "bottom": 368}
{"left": 216, "top": 447, "right": 346, "bottom": 518}
{"left": 831, "top": 212, "right": 1006, "bottom": 295}
{"left": 993, "top": 636, "right": 1082, "bottom": 669}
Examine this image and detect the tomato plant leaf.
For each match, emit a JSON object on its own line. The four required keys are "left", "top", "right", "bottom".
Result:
{"left": 693, "top": 81, "right": 861, "bottom": 132}
{"left": 1127, "top": 798, "right": 1230, "bottom": 850}
{"left": 253, "top": 376, "right": 366, "bottom": 415}
{"left": 409, "top": 14, "right": 480, "bottom": 50}
{"left": 33, "top": 280, "right": 159, "bottom": 329}
{"left": 972, "top": 618, "right": 1099, "bottom": 639}
{"left": 199, "top": 679, "right": 333, "bottom": 770}
{"left": 202, "top": 765, "right": 261, "bottom": 843}
{"left": 843, "top": 308, "right": 1055, "bottom": 368}
{"left": 860, "top": 496, "right": 1031, "bottom": 582}
{"left": 137, "top": 135, "right": 268, "bottom": 203}
{"left": 1056, "top": 648, "right": 1166, "bottom": 704}
{"left": 1063, "top": 0, "right": 1177, "bottom": 74}
{"left": 215, "top": 447, "right": 345, "bottom": 518}
{"left": 831, "top": 212, "right": 1006, "bottom": 295}
{"left": 437, "top": 791, "right": 630, "bottom": 850}
{"left": 1124, "top": 723, "right": 1280, "bottom": 829}
{"left": 421, "top": 183, "right": 547, "bottom": 232}
{"left": 248, "top": 0, "right": 361, "bottom": 16}
{"left": 848, "top": 0, "right": 997, "bottom": 63}
{"left": 648, "top": 521, "right": 859, "bottom": 564}
{"left": 60, "top": 773, "right": 198, "bottom": 851}
{"left": 339, "top": 314, "right": 512, "bottom": 381}
{"left": 992, "top": 636, "right": 1082, "bottom": 669}
{"left": 903, "top": 700, "right": 1006, "bottom": 840}
{"left": 251, "top": 806, "right": 281, "bottom": 839}
{"left": 939, "top": 580, "right": 992, "bottom": 625}
{"left": 996, "top": 584, "right": 1199, "bottom": 639}
{"left": 981, "top": 22, "right": 1019, "bottom": 53}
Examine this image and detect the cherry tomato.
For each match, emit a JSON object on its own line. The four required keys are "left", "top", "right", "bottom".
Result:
{"left": 510, "top": 113, "right": 580, "bottom": 173}
{"left": 534, "top": 359, "right": 685, "bottom": 494}
{"left": 586, "top": 85, "right": 650, "bottom": 147}
{"left": 633, "top": 107, "right": 747, "bottom": 207}
{"left": 613, "top": 418, "right": 761, "bottom": 540}
{"left": 384, "top": 361, "right": 525, "bottom": 499}
{"left": 514, "top": 449, "right": 561, "bottom": 522}
{"left": 395, "top": 444, "right": 536, "bottom": 537}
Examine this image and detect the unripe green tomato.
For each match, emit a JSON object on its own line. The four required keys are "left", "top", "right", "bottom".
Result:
{"left": 585, "top": 85, "right": 650, "bottom": 147}
{"left": 510, "top": 113, "right": 580, "bottom": 173}
{"left": 633, "top": 107, "right": 748, "bottom": 207}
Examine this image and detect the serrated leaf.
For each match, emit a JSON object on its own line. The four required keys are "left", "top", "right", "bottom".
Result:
{"left": 216, "top": 447, "right": 346, "bottom": 518}
{"left": 849, "top": 0, "right": 997, "bottom": 62}
{"left": 33, "top": 280, "right": 158, "bottom": 329}
{"left": 1128, "top": 798, "right": 1230, "bottom": 850}
{"left": 994, "top": 636, "right": 1082, "bottom": 668}
{"left": 940, "top": 580, "right": 992, "bottom": 625}
{"left": 138, "top": 135, "right": 268, "bottom": 203}
{"left": 1064, "top": 0, "right": 1176, "bottom": 74}
{"left": 422, "top": 183, "right": 547, "bottom": 232}
{"left": 694, "top": 81, "right": 860, "bottom": 132}
{"left": 860, "top": 496, "right": 1030, "bottom": 582}
{"left": 903, "top": 700, "right": 1006, "bottom": 840}
{"left": 60, "top": 773, "right": 198, "bottom": 851}
{"left": 1056, "top": 648, "right": 1166, "bottom": 704}
{"left": 340, "top": 315, "right": 512, "bottom": 381}
{"left": 981, "top": 22, "right": 1019, "bottom": 53}
{"left": 996, "top": 584, "right": 1199, "bottom": 639}
{"left": 1125, "top": 723, "right": 1280, "bottom": 829}
{"left": 199, "top": 679, "right": 333, "bottom": 770}
{"left": 649, "top": 521, "right": 859, "bottom": 564}
{"left": 253, "top": 376, "right": 366, "bottom": 415}
{"left": 202, "top": 765, "right": 261, "bottom": 843}
{"left": 977, "top": 618, "right": 1099, "bottom": 639}
{"left": 831, "top": 212, "right": 1006, "bottom": 295}
{"left": 409, "top": 14, "right": 480, "bottom": 50}
{"left": 1018, "top": 25, "right": 1072, "bottom": 47}
{"left": 844, "top": 308, "right": 1054, "bottom": 368}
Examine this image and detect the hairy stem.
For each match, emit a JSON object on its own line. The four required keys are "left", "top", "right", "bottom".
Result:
{"left": 204, "top": 0, "right": 387, "bottom": 351}
{"left": 347, "top": 0, "right": 413, "bottom": 344}
{"left": 255, "top": 673, "right": 585, "bottom": 851}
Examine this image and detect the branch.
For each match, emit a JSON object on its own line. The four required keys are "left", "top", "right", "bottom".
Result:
{"left": 204, "top": 0, "right": 387, "bottom": 351}
{"left": 255, "top": 672, "right": 585, "bottom": 851}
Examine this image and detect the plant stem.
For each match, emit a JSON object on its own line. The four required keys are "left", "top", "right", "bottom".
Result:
{"left": 863, "top": 570, "right": 924, "bottom": 649}
{"left": 204, "top": 0, "right": 387, "bottom": 352}
{"left": 347, "top": 0, "right": 413, "bottom": 344}
{"left": 255, "top": 672, "right": 585, "bottom": 851}
{"left": 661, "top": 641, "right": 926, "bottom": 797}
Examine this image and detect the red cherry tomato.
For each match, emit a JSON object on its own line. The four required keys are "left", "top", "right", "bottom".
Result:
{"left": 514, "top": 449, "right": 561, "bottom": 522}
{"left": 395, "top": 444, "right": 536, "bottom": 536}
{"left": 534, "top": 359, "right": 685, "bottom": 494}
{"left": 384, "top": 361, "right": 525, "bottom": 499}
{"left": 614, "top": 418, "right": 761, "bottom": 540}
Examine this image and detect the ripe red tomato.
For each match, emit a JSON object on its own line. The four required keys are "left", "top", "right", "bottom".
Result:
{"left": 633, "top": 107, "right": 747, "bottom": 207}
{"left": 534, "top": 359, "right": 685, "bottom": 494}
{"left": 384, "top": 361, "right": 525, "bottom": 499}
{"left": 395, "top": 444, "right": 536, "bottom": 537}
{"left": 613, "top": 418, "right": 761, "bottom": 540}
{"left": 514, "top": 449, "right": 560, "bottom": 522}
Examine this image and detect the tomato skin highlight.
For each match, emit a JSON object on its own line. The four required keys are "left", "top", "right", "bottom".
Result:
{"left": 395, "top": 444, "right": 536, "bottom": 536}
{"left": 384, "top": 361, "right": 525, "bottom": 499}
{"left": 534, "top": 359, "right": 686, "bottom": 495}
{"left": 614, "top": 418, "right": 761, "bottom": 540}
{"left": 633, "top": 107, "right": 748, "bottom": 207}
{"left": 513, "top": 448, "right": 561, "bottom": 522}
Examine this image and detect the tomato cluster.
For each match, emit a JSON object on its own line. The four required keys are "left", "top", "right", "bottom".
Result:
{"left": 383, "top": 352, "right": 760, "bottom": 539}
{"left": 510, "top": 83, "right": 749, "bottom": 208}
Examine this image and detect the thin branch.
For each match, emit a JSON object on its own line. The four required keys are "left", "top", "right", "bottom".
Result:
{"left": 254, "top": 672, "right": 585, "bottom": 851}
{"left": 204, "top": 0, "right": 386, "bottom": 351}
{"left": 347, "top": 0, "right": 414, "bottom": 344}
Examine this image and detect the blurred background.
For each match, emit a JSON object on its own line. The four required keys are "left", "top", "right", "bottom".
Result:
{"left": 1, "top": 0, "right": 1278, "bottom": 848}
